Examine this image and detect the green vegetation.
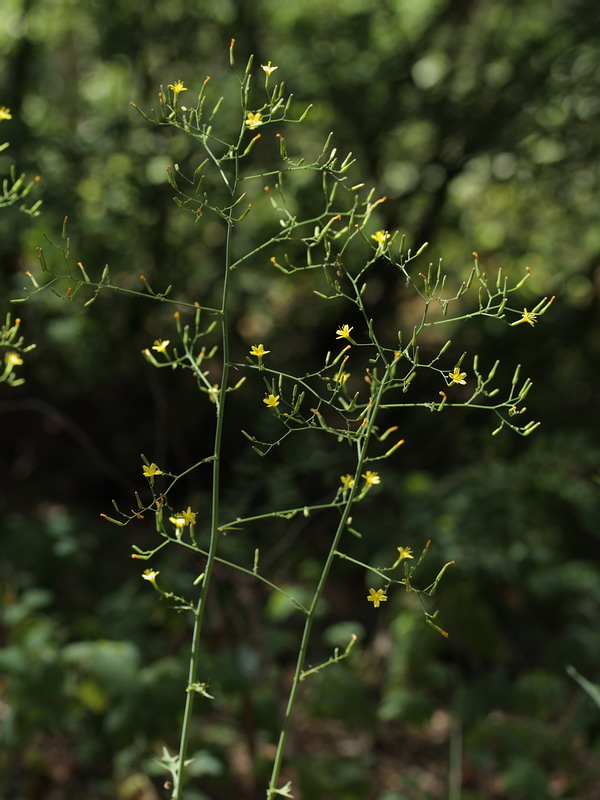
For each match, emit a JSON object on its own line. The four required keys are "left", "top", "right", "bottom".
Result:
{"left": 1, "top": 2, "right": 600, "bottom": 799}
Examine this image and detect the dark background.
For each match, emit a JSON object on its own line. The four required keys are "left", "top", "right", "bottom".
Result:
{"left": 1, "top": 1, "right": 600, "bottom": 798}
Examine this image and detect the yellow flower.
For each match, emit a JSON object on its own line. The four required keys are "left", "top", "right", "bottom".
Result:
{"left": 169, "top": 515, "right": 187, "bottom": 528}
{"left": 362, "top": 471, "right": 381, "bottom": 486}
{"left": 367, "top": 588, "right": 387, "bottom": 608}
{"left": 448, "top": 367, "right": 467, "bottom": 385}
{"left": 181, "top": 506, "right": 197, "bottom": 525}
{"left": 168, "top": 80, "right": 187, "bottom": 95}
{"left": 261, "top": 61, "right": 278, "bottom": 76}
{"left": 250, "top": 344, "right": 270, "bottom": 358}
{"left": 0, "top": 106, "right": 12, "bottom": 121}
{"left": 371, "top": 230, "right": 389, "bottom": 245}
{"left": 142, "top": 568, "right": 159, "bottom": 584}
{"left": 5, "top": 351, "right": 23, "bottom": 366}
{"left": 263, "top": 393, "right": 280, "bottom": 407}
{"left": 511, "top": 308, "right": 537, "bottom": 327}
{"left": 208, "top": 384, "right": 219, "bottom": 404}
{"left": 142, "top": 462, "right": 163, "bottom": 477}
{"left": 340, "top": 474, "right": 355, "bottom": 489}
{"left": 334, "top": 371, "right": 350, "bottom": 385}
{"left": 152, "top": 339, "right": 170, "bottom": 353}
{"left": 336, "top": 324, "right": 353, "bottom": 340}
{"left": 397, "top": 546, "right": 414, "bottom": 561}
{"left": 245, "top": 112, "right": 263, "bottom": 130}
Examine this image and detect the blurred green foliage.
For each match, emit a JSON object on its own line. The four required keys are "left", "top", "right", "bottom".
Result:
{"left": 1, "top": 0, "right": 600, "bottom": 798}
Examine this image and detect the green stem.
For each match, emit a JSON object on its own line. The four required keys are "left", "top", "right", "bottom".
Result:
{"left": 172, "top": 154, "right": 238, "bottom": 800}
{"left": 266, "top": 362, "right": 392, "bottom": 797}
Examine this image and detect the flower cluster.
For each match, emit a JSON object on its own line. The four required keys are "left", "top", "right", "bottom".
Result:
{"left": 335, "top": 324, "right": 353, "bottom": 340}
{"left": 448, "top": 367, "right": 467, "bottom": 385}
{"left": 367, "top": 588, "right": 387, "bottom": 608}
{"left": 245, "top": 112, "right": 263, "bottom": 130}
{"left": 142, "top": 462, "right": 163, "bottom": 478}
{"left": 152, "top": 339, "right": 170, "bottom": 354}
{"left": 250, "top": 344, "right": 270, "bottom": 358}
{"left": 511, "top": 308, "right": 537, "bottom": 327}
{"left": 142, "top": 568, "right": 159, "bottom": 585}
{"left": 168, "top": 80, "right": 187, "bottom": 95}
{"left": 340, "top": 471, "right": 381, "bottom": 498}
{"left": 362, "top": 471, "right": 380, "bottom": 486}
{"left": 371, "top": 230, "right": 389, "bottom": 245}
{"left": 5, "top": 352, "right": 23, "bottom": 367}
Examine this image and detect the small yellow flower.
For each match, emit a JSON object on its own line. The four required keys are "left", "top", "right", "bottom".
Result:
{"left": 152, "top": 339, "right": 170, "bottom": 353}
{"left": 367, "top": 588, "right": 387, "bottom": 608}
{"left": 511, "top": 308, "right": 537, "bottom": 327}
{"left": 0, "top": 106, "right": 12, "bottom": 121}
{"left": 5, "top": 352, "right": 23, "bottom": 366}
{"left": 261, "top": 61, "right": 278, "bottom": 76}
{"left": 142, "top": 569, "right": 159, "bottom": 584}
{"left": 336, "top": 324, "right": 353, "bottom": 340}
{"left": 263, "top": 393, "right": 280, "bottom": 408}
{"left": 169, "top": 515, "right": 187, "bottom": 528}
{"left": 142, "top": 462, "right": 163, "bottom": 478}
{"left": 340, "top": 474, "right": 355, "bottom": 489}
{"left": 371, "top": 230, "right": 389, "bottom": 245}
{"left": 448, "top": 367, "right": 467, "bottom": 385}
{"left": 397, "top": 546, "right": 414, "bottom": 561}
{"left": 250, "top": 344, "right": 270, "bottom": 358}
{"left": 168, "top": 80, "right": 187, "bottom": 95}
{"left": 181, "top": 506, "right": 197, "bottom": 525}
{"left": 245, "top": 112, "right": 263, "bottom": 130}
{"left": 208, "top": 384, "right": 219, "bottom": 404}
{"left": 362, "top": 471, "right": 381, "bottom": 486}
{"left": 334, "top": 371, "right": 350, "bottom": 385}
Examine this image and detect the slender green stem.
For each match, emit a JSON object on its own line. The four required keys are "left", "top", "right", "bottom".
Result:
{"left": 219, "top": 499, "right": 346, "bottom": 531}
{"left": 266, "top": 361, "right": 392, "bottom": 797}
{"left": 171, "top": 538, "right": 310, "bottom": 614}
{"left": 172, "top": 150, "right": 238, "bottom": 800}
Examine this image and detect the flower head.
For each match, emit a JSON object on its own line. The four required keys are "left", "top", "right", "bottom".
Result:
{"left": 511, "top": 308, "right": 537, "bottom": 327}
{"left": 340, "top": 474, "right": 355, "bottom": 489}
{"left": 362, "top": 471, "right": 381, "bottom": 486}
{"left": 336, "top": 324, "right": 353, "bottom": 340}
{"left": 169, "top": 506, "right": 197, "bottom": 528}
{"left": 142, "top": 568, "right": 159, "bottom": 584}
{"left": 397, "top": 546, "right": 414, "bottom": 561}
{"left": 245, "top": 112, "right": 263, "bottom": 130}
{"left": 371, "top": 230, "right": 389, "bottom": 245}
{"left": 367, "top": 588, "right": 387, "bottom": 608}
{"left": 142, "top": 462, "right": 163, "bottom": 478}
{"left": 152, "top": 339, "right": 170, "bottom": 353}
{"left": 250, "top": 344, "right": 270, "bottom": 358}
{"left": 5, "top": 351, "right": 23, "bottom": 366}
{"left": 168, "top": 80, "right": 187, "bottom": 95}
{"left": 0, "top": 106, "right": 12, "bottom": 121}
{"left": 263, "top": 393, "right": 280, "bottom": 408}
{"left": 181, "top": 506, "right": 197, "bottom": 525}
{"left": 448, "top": 367, "right": 467, "bottom": 385}
{"left": 261, "top": 61, "right": 278, "bottom": 76}
{"left": 334, "top": 371, "right": 350, "bottom": 386}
